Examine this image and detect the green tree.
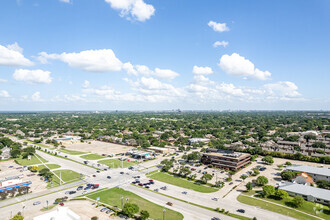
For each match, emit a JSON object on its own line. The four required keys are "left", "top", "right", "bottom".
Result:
{"left": 139, "top": 210, "right": 150, "bottom": 220}
{"left": 201, "top": 173, "right": 213, "bottom": 183}
{"left": 256, "top": 176, "right": 268, "bottom": 186}
{"left": 281, "top": 170, "right": 297, "bottom": 180}
{"left": 246, "top": 182, "right": 253, "bottom": 191}
{"left": 10, "top": 149, "right": 21, "bottom": 158}
{"left": 10, "top": 214, "right": 24, "bottom": 220}
{"left": 275, "top": 189, "right": 288, "bottom": 199}
{"left": 123, "top": 203, "right": 139, "bottom": 218}
{"left": 262, "top": 156, "right": 274, "bottom": 165}
{"left": 262, "top": 185, "right": 275, "bottom": 197}
{"left": 292, "top": 196, "right": 304, "bottom": 208}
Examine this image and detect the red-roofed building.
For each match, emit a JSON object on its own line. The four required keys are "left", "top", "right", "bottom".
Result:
{"left": 292, "top": 172, "right": 314, "bottom": 186}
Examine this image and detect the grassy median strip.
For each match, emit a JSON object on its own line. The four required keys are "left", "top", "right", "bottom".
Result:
{"left": 38, "top": 164, "right": 61, "bottom": 170}
{"left": 58, "top": 149, "right": 86, "bottom": 155}
{"left": 37, "top": 149, "right": 102, "bottom": 171}
{"left": 148, "top": 171, "right": 218, "bottom": 193}
{"left": 237, "top": 194, "right": 320, "bottom": 220}
{"left": 86, "top": 187, "right": 184, "bottom": 220}
{"left": 48, "top": 169, "right": 82, "bottom": 188}
{"left": 97, "top": 158, "right": 138, "bottom": 168}
{"left": 80, "top": 153, "right": 106, "bottom": 160}
{"left": 132, "top": 184, "right": 250, "bottom": 220}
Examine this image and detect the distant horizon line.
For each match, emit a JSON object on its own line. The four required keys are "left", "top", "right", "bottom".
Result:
{"left": 0, "top": 110, "right": 329, "bottom": 113}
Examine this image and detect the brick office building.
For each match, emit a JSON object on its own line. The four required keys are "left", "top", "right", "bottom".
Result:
{"left": 201, "top": 149, "right": 251, "bottom": 171}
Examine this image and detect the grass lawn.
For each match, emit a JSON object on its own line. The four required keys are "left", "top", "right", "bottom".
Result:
{"left": 87, "top": 187, "right": 183, "bottom": 220}
{"left": 37, "top": 164, "right": 61, "bottom": 170}
{"left": 48, "top": 169, "right": 82, "bottom": 187}
{"left": 98, "top": 158, "right": 138, "bottom": 168}
{"left": 237, "top": 194, "right": 320, "bottom": 220}
{"left": 80, "top": 154, "right": 106, "bottom": 160}
{"left": 15, "top": 155, "right": 48, "bottom": 166}
{"left": 148, "top": 172, "right": 218, "bottom": 193}
{"left": 251, "top": 192, "right": 330, "bottom": 219}
{"left": 58, "top": 149, "right": 86, "bottom": 155}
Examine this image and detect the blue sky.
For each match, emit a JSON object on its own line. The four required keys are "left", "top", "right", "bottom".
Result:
{"left": 0, "top": 0, "right": 329, "bottom": 111}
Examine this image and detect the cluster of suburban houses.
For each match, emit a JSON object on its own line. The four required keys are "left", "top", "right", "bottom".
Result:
{"left": 279, "top": 165, "right": 330, "bottom": 205}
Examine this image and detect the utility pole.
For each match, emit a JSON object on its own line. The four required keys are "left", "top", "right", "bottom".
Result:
{"left": 121, "top": 196, "right": 123, "bottom": 209}
{"left": 163, "top": 207, "right": 166, "bottom": 220}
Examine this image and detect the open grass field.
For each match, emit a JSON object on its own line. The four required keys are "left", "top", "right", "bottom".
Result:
{"left": 58, "top": 149, "right": 86, "bottom": 155}
{"left": 48, "top": 169, "right": 82, "bottom": 187}
{"left": 15, "top": 155, "right": 48, "bottom": 166}
{"left": 148, "top": 172, "right": 218, "bottom": 193}
{"left": 97, "top": 158, "right": 138, "bottom": 168}
{"left": 86, "top": 187, "right": 183, "bottom": 220}
{"left": 37, "top": 164, "right": 61, "bottom": 170}
{"left": 80, "top": 153, "right": 106, "bottom": 160}
{"left": 237, "top": 194, "right": 320, "bottom": 220}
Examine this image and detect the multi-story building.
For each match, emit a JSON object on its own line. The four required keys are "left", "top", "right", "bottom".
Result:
{"left": 201, "top": 149, "right": 251, "bottom": 170}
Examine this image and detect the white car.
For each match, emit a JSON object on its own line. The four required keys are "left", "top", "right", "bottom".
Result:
{"left": 82, "top": 191, "right": 87, "bottom": 194}
{"left": 33, "top": 201, "right": 41, "bottom": 205}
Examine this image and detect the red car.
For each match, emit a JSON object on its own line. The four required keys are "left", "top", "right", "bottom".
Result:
{"left": 59, "top": 203, "right": 64, "bottom": 206}
{"left": 149, "top": 179, "right": 154, "bottom": 182}
{"left": 93, "top": 175, "right": 96, "bottom": 177}
{"left": 138, "top": 183, "right": 143, "bottom": 186}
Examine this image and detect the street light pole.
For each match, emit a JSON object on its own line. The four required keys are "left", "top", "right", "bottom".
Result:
{"left": 163, "top": 207, "right": 166, "bottom": 220}
{"left": 121, "top": 196, "right": 123, "bottom": 209}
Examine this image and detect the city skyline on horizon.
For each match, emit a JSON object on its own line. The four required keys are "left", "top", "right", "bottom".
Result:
{"left": 0, "top": 0, "right": 329, "bottom": 111}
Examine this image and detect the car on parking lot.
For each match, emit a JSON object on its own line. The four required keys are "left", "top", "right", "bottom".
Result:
{"left": 82, "top": 191, "right": 87, "bottom": 194}
{"left": 107, "top": 176, "right": 111, "bottom": 179}
{"left": 259, "top": 167, "right": 267, "bottom": 171}
{"left": 120, "top": 172, "right": 124, "bottom": 174}
{"left": 106, "top": 209, "right": 114, "bottom": 214}
{"left": 84, "top": 186, "right": 91, "bottom": 190}
{"left": 68, "top": 191, "right": 76, "bottom": 195}
{"left": 96, "top": 170, "right": 100, "bottom": 173}
{"left": 229, "top": 182, "right": 233, "bottom": 185}
{"left": 237, "top": 209, "right": 245, "bottom": 213}
{"left": 182, "top": 191, "right": 187, "bottom": 194}
{"left": 59, "top": 202, "right": 64, "bottom": 206}
{"left": 33, "top": 201, "right": 41, "bottom": 205}
{"left": 166, "top": 202, "right": 173, "bottom": 206}
{"left": 211, "top": 198, "right": 218, "bottom": 201}
{"left": 145, "top": 186, "right": 150, "bottom": 189}
{"left": 8, "top": 166, "right": 13, "bottom": 168}
{"left": 92, "top": 175, "right": 96, "bottom": 177}
{"left": 138, "top": 183, "right": 143, "bottom": 186}
{"left": 154, "top": 189, "right": 159, "bottom": 192}
{"left": 77, "top": 186, "right": 83, "bottom": 191}
{"left": 100, "top": 207, "right": 108, "bottom": 212}
{"left": 211, "top": 217, "right": 220, "bottom": 220}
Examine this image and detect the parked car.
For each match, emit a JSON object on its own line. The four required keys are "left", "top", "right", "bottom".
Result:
{"left": 33, "top": 201, "right": 41, "bottom": 205}
{"left": 259, "top": 167, "right": 267, "bottom": 171}
{"left": 106, "top": 209, "right": 113, "bottom": 214}
{"left": 145, "top": 185, "right": 150, "bottom": 189}
{"left": 77, "top": 186, "right": 83, "bottom": 191}
{"left": 154, "top": 189, "right": 159, "bottom": 192}
{"left": 166, "top": 202, "right": 173, "bottom": 206}
{"left": 69, "top": 191, "right": 76, "bottom": 195}
{"left": 212, "top": 198, "right": 218, "bottom": 201}
{"left": 211, "top": 217, "right": 220, "bottom": 220}
{"left": 237, "top": 209, "right": 245, "bottom": 213}
{"left": 107, "top": 176, "right": 111, "bottom": 179}
{"left": 120, "top": 172, "right": 124, "bottom": 174}
{"left": 182, "top": 191, "right": 187, "bottom": 194}
{"left": 100, "top": 207, "right": 108, "bottom": 212}
{"left": 84, "top": 186, "right": 91, "bottom": 190}
{"left": 138, "top": 183, "right": 143, "bottom": 186}
{"left": 59, "top": 202, "right": 64, "bottom": 206}
{"left": 229, "top": 182, "right": 233, "bottom": 185}
{"left": 92, "top": 175, "right": 96, "bottom": 177}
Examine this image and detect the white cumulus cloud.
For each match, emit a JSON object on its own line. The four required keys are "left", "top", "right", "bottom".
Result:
{"left": 105, "top": 0, "right": 155, "bottom": 21}
{"left": 31, "top": 91, "right": 42, "bottom": 102}
{"left": 13, "top": 69, "right": 52, "bottom": 84}
{"left": 82, "top": 80, "right": 90, "bottom": 88}
{"left": 208, "top": 21, "right": 229, "bottom": 32}
{"left": 0, "top": 90, "right": 10, "bottom": 98}
{"left": 264, "top": 81, "right": 301, "bottom": 99}
{"left": 192, "top": 66, "right": 213, "bottom": 75}
{"left": 219, "top": 53, "right": 271, "bottom": 80}
{"left": 216, "top": 83, "right": 244, "bottom": 96}
{"left": 38, "top": 49, "right": 123, "bottom": 72}
{"left": 213, "top": 41, "right": 229, "bottom": 48}
{"left": 0, "top": 43, "right": 33, "bottom": 66}
{"left": 0, "top": 78, "right": 8, "bottom": 83}
{"left": 135, "top": 65, "right": 179, "bottom": 80}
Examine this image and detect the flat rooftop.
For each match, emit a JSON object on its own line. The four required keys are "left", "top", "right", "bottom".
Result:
{"left": 279, "top": 182, "right": 330, "bottom": 201}
{"left": 286, "top": 165, "right": 330, "bottom": 177}
{"left": 204, "top": 151, "right": 250, "bottom": 159}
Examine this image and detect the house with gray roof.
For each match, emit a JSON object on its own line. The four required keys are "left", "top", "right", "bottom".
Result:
{"left": 279, "top": 182, "right": 330, "bottom": 205}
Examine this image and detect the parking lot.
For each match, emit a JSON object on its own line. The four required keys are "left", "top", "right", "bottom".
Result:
{"left": 0, "top": 160, "right": 48, "bottom": 194}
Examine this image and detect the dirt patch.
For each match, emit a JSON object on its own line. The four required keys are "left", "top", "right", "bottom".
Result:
{"left": 64, "top": 141, "right": 134, "bottom": 155}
